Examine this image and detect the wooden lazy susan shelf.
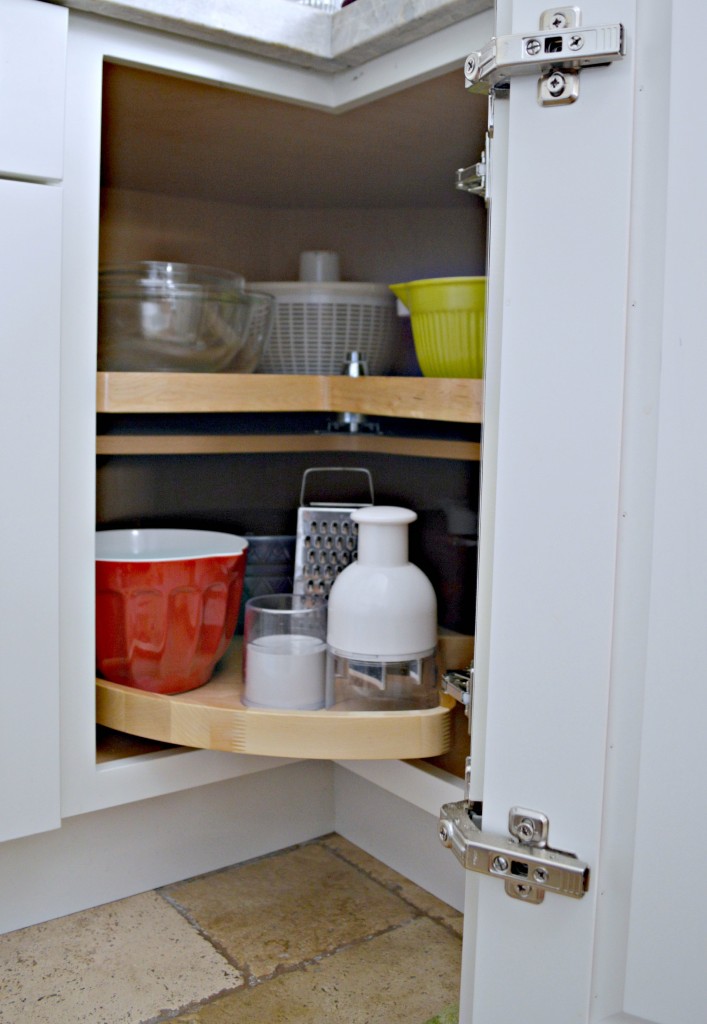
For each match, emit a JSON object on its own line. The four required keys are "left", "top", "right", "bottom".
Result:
{"left": 96, "top": 635, "right": 473, "bottom": 761}
{"left": 96, "top": 372, "right": 484, "bottom": 423}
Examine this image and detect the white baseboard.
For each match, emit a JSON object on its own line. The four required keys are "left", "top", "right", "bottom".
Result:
{"left": 0, "top": 757, "right": 467, "bottom": 934}
{"left": 0, "top": 760, "right": 333, "bottom": 935}
{"left": 333, "top": 762, "right": 466, "bottom": 912}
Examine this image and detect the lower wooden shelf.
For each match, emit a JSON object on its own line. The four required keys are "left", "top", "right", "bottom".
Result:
{"left": 96, "top": 635, "right": 472, "bottom": 761}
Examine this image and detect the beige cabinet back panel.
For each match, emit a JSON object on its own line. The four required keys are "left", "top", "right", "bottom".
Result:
{"left": 100, "top": 187, "right": 486, "bottom": 283}
{"left": 98, "top": 63, "right": 488, "bottom": 282}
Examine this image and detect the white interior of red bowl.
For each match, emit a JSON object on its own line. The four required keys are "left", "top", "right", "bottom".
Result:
{"left": 96, "top": 528, "right": 248, "bottom": 561}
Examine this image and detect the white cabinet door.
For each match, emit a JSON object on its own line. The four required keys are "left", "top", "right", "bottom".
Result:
{"left": 0, "top": 178, "right": 62, "bottom": 841}
{"left": 456, "top": 1, "right": 707, "bottom": 1021}
{"left": 0, "top": 0, "right": 67, "bottom": 182}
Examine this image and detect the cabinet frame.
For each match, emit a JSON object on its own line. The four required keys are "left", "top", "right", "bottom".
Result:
{"left": 60, "top": 12, "right": 487, "bottom": 818}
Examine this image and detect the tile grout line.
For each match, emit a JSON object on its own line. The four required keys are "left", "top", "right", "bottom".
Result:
{"left": 319, "top": 838, "right": 464, "bottom": 941}
{"left": 157, "top": 889, "right": 256, "bottom": 983}
{"left": 143, "top": 916, "right": 432, "bottom": 1024}
{"left": 148, "top": 834, "right": 462, "bottom": 1022}
{"left": 149, "top": 890, "right": 425, "bottom": 1024}
{"left": 157, "top": 832, "right": 462, "bottom": 944}
{"left": 160, "top": 882, "right": 422, "bottom": 984}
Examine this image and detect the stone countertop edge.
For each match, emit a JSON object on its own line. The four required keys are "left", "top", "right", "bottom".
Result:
{"left": 47, "top": 0, "right": 493, "bottom": 70}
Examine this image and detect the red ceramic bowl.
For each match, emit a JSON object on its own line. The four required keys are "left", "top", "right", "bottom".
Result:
{"left": 96, "top": 529, "right": 248, "bottom": 694}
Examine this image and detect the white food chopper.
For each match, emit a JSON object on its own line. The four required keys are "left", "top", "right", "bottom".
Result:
{"left": 325, "top": 506, "right": 439, "bottom": 710}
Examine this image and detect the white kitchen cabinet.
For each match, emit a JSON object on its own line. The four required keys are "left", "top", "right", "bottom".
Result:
{"left": 0, "top": 4, "right": 489, "bottom": 933}
{"left": 0, "top": 5, "right": 700, "bottom": 1020}
{"left": 0, "top": 0, "right": 67, "bottom": 182}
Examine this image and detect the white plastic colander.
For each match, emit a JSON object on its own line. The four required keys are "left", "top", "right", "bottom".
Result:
{"left": 248, "top": 282, "right": 398, "bottom": 375}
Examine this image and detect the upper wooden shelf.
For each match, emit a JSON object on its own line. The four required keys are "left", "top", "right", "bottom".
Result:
{"left": 96, "top": 373, "right": 484, "bottom": 424}
{"left": 96, "top": 634, "right": 474, "bottom": 761}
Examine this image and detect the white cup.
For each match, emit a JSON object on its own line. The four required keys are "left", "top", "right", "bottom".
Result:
{"left": 299, "top": 250, "right": 340, "bottom": 283}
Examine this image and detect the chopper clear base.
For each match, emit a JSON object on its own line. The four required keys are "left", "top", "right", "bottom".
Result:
{"left": 325, "top": 650, "right": 438, "bottom": 711}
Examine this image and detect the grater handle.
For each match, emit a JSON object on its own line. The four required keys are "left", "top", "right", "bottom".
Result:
{"left": 299, "top": 467, "right": 374, "bottom": 508}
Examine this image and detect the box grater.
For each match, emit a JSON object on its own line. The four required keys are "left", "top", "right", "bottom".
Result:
{"left": 293, "top": 467, "right": 374, "bottom": 598}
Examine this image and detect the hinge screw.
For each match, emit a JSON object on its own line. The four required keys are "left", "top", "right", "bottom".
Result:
{"left": 533, "top": 867, "right": 549, "bottom": 883}
{"left": 439, "top": 823, "right": 452, "bottom": 847}
{"left": 513, "top": 883, "right": 534, "bottom": 899}
{"left": 492, "top": 856, "right": 509, "bottom": 872}
{"left": 525, "top": 38, "right": 542, "bottom": 56}
{"left": 550, "top": 11, "right": 568, "bottom": 29}
{"left": 546, "top": 72, "right": 567, "bottom": 98}
{"left": 464, "top": 55, "right": 477, "bottom": 79}
{"left": 568, "top": 33, "right": 584, "bottom": 51}
{"left": 514, "top": 818, "right": 537, "bottom": 842}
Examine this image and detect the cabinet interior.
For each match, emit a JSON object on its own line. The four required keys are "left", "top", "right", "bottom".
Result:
{"left": 95, "top": 60, "right": 487, "bottom": 775}
{"left": 98, "top": 61, "right": 488, "bottom": 282}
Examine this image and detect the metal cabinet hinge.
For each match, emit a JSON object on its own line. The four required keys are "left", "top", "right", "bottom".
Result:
{"left": 464, "top": 7, "right": 625, "bottom": 106}
{"left": 441, "top": 666, "right": 474, "bottom": 715}
{"left": 456, "top": 134, "right": 490, "bottom": 205}
{"left": 439, "top": 799, "right": 590, "bottom": 903}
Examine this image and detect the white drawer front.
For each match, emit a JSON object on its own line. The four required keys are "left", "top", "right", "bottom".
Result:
{"left": 0, "top": 0, "right": 67, "bottom": 181}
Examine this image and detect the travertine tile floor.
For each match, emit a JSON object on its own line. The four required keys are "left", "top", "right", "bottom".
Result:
{"left": 0, "top": 834, "right": 462, "bottom": 1024}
